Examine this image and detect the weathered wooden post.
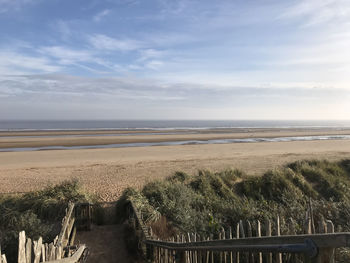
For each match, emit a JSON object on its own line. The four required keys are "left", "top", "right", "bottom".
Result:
{"left": 235, "top": 223, "right": 240, "bottom": 263}
{"left": 18, "top": 231, "right": 26, "bottom": 263}
{"left": 256, "top": 220, "right": 262, "bottom": 263}
{"left": 265, "top": 219, "right": 272, "bottom": 263}
{"left": 276, "top": 216, "right": 282, "bottom": 263}
{"left": 25, "top": 238, "right": 31, "bottom": 263}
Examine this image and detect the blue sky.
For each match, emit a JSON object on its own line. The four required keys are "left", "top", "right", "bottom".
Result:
{"left": 0, "top": 0, "right": 349, "bottom": 120}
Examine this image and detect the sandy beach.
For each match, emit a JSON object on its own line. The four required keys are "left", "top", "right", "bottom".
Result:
{"left": 1, "top": 128, "right": 350, "bottom": 201}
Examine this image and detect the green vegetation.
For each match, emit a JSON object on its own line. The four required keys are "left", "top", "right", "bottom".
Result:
{"left": 0, "top": 180, "right": 92, "bottom": 262}
{"left": 121, "top": 159, "right": 350, "bottom": 236}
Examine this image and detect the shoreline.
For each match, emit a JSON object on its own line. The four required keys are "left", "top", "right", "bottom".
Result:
{"left": 1, "top": 128, "right": 350, "bottom": 150}
{"left": 1, "top": 126, "right": 350, "bottom": 137}
{"left": 1, "top": 134, "right": 350, "bottom": 152}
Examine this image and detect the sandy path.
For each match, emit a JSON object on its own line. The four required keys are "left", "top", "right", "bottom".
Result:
{"left": 1, "top": 139, "right": 350, "bottom": 201}
{"left": 76, "top": 225, "right": 133, "bottom": 263}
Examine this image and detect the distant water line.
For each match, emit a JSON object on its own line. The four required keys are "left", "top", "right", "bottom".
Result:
{"left": 0, "top": 134, "right": 349, "bottom": 152}
{"left": 1, "top": 120, "right": 350, "bottom": 131}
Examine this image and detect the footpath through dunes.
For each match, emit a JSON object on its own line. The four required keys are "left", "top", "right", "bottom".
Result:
{"left": 76, "top": 224, "right": 132, "bottom": 263}
{"left": 75, "top": 203, "right": 136, "bottom": 263}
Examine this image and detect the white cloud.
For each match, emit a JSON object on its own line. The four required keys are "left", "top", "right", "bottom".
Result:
{"left": 145, "top": 60, "right": 163, "bottom": 70}
{"left": 138, "top": 49, "right": 164, "bottom": 61}
{"left": 1, "top": 74, "right": 349, "bottom": 120}
{"left": 38, "top": 46, "right": 101, "bottom": 66}
{"left": 88, "top": 34, "right": 144, "bottom": 51}
{"left": 93, "top": 9, "right": 111, "bottom": 22}
{"left": 280, "top": 0, "right": 350, "bottom": 26}
{"left": 0, "top": 51, "right": 61, "bottom": 74}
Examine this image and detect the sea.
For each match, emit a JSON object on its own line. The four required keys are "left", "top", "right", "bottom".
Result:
{"left": 1, "top": 120, "right": 350, "bottom": 152}
{"left": 1, "top": 120, "right": 350, "bottom": 131}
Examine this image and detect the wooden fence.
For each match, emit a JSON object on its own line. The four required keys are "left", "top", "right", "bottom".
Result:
{"left": 128, "top": 200, "right": 350, "bottom": 263}
{"left": 1, "top": 202, "right": 88, "bottom": 263}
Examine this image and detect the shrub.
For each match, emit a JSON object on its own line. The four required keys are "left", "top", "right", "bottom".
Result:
{"left": 0, "top": 180, "right": 91, "bottom": 262}
{"left": 122, "top": 159, "right": 350, "bottom": 239}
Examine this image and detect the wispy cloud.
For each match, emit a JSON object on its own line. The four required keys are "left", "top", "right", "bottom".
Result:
{"left": 1, "top": 74, "right": 349, "bottom": 119}
{"left": 138, "top": 49, "right": 164, "bottom": 61}
{"left": 0, "top": 51, "right": 61, "bottom": 74}
{"left": 280, "top": 0, "right": 350, "bottom": 26}
{"left": 88, "top": 34, "right": 144, "bottom": 51}
{"left": 93, "top": 9, "right": 111, "bottom": 22}
{"left": 39, "top": 46, "right": 94, "bottom": 65}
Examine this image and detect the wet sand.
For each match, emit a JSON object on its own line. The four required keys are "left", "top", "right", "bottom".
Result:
{"left": 1, "top": 128, "right": 350, "bottom": 149}
{"left": 0, "top": 128, "right": 350, "bottom": 201}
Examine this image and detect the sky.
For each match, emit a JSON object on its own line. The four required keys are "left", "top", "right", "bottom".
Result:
{"left": 0, "top": 0, "right": 350, "bottom": 120}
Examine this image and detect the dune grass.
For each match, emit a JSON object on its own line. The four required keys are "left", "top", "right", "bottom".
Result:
{"left": 121, "top": 159, "right": 350, "bottom": 237}
{"left": 0, "top": 180, "right": 93, "bottom": 262}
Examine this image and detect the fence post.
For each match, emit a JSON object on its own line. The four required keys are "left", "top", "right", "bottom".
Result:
{"left": 235, "top": 223, "right": 240, "bottom": 263}
{"left": 25, "top": 238, "right": 31, "bottom": 263}
{"left": 247, "top": 221, "right": 254, "bottom": 263}
{"left": 326, "top": 220, "right": 335, "bottom": 263}
{"left": 33, "top": 237, "right": 42, "bottom": 263}
{"left": 257, "top": 220, "right": 262, "bottom": 263}
{"left": 265, "top": 219, "right": 272, "bottom": 263}
{"left": 276, "top": 216, "right": 282, "bottom": 263}
{"left": 18, "top": 231, "right": 26, "bottom": 263}
{"left": 229, "top": 226, "right": 233, "bottom": 263}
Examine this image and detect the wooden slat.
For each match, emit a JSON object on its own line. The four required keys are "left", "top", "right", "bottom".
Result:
{"left": 265, "top": 219, "right": 272, "bottom": 263}
{"left": 257, "top": 220, "right": 262, "bottom": 263}
{"left": 25, "top": 238, "right": 31, "bottom": 263}
{"left": 41, "top": 243, "right": 46, "bottom": 262}
{"left": 44, "top": 245, "right": 86, "bottom": 263}
{"left": 33, "top": 237, "right": 42, "bottom": 263}
{"left": 228, "top": 227, "right": 233, "bottom": 263}
{"left": 247, "top": 221, "right": 253, "bottom": 263}
{"left": 236, "top": 223, "right": 240, "bottom": 263}
{"left": 57, "top": 203, "right": 75, "bottom": 247}
{"left": 276, "top": 216, "right": 282, "bottom": 263}
{"left": 18, "top": 231, "right": 26, "bottom": 263}
{"left": 326, "top": 220, "right": 335, "bottom": 263}
{"left": 56, "top": 245, "right": 62, "bottom": 260}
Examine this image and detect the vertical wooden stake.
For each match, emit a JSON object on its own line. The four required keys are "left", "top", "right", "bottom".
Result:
{"left": 276, "top": 216, "right": 282, "bottom": 263}
{"left": 304, "top": 213, "right": 312, "bottom": 234}
{"left": 236, "top": 223, "right": 240, "bottom": 263}
{"left": 25, "top": 238, "right": 31, "bottom": 263}
{"left": 41, "top": 243, "right": 46, "bottom": 262}
{"left": 257, "top": 220, "right": 262, "bottom": 263}
{"left": 18, "top": 231, "right": 26, "bottom": 263}
{"left": 206, "top": 237, "right": 210, "bottom": 263}
{"left": 247, "top": 221, "right": 254, "bottom": 263}
{"left": 33, "top": 237, "right": 42, "bottom": 263}
{"left": 239, "top": 220, "right": 245, "bottom": 238}
{"left": 308, "top": 197, "right": 316, "bottom": 234}
{"left": 265, "top": 219, "right": 272, "bottom": 263}
{"left": 210, "top": 234, "right": 214, "bottom": 263}
{"left": 219, "top": 231, "right": 223, "bottom": 263}
{"left": 222, "top": 228, "right": 227, "bottom": 263}
{"left": 229, "top": 226, "right": 233, "bottom": 263}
